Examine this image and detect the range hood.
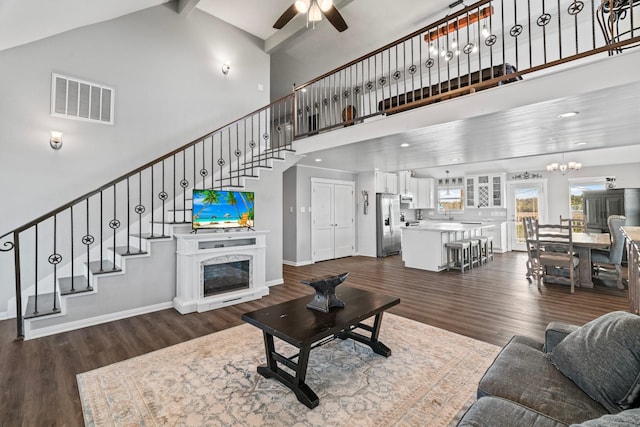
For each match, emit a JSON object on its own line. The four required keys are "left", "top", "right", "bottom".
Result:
{"left": 400, "top": 194, "right": 414, "bottom": 203}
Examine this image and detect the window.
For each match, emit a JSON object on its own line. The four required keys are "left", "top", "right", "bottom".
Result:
{"left": 438, "top": 187, "right": 464, "bottom": 212}
{"left": 568, "top": 177, "right": 609, "bottom": 227}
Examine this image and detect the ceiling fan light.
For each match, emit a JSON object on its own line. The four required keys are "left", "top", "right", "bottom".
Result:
{"left": 295, "top": 0, "right": 309, "bottom": 13}
{"left": 318, "top": 0, "right": 333, "bottom": 12}
{"left": 308, "top": 2, "right": 323, "bottom": 21}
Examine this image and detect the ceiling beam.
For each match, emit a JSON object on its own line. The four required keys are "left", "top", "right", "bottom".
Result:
{"left": 177, "top": 0, "right": 200, "bottom": 16}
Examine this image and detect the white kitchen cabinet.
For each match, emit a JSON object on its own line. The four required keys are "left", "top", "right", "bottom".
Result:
{"left": 465, "top": 173, "right": 506, "bottom": 208}
{"left": 482, "top": 221, "right": 510, "bottom": 253}
{"left": 398, "top": 171, "right": 413, "bottom": 195}
{"left": 375, "top": 171, "right": 398, "bottom": 194}
{"left": 415, "top": 178, "right": 435, "bottom": 209}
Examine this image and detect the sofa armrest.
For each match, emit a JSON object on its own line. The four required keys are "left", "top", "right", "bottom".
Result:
{"left": 544, "top": 321, "right": 580, "bottom": 353}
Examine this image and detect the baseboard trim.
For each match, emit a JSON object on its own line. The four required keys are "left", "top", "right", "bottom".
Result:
{"left": 265, "top": 278, "right": 284, "bottom": 287}
{"left": 283, "top": 259, "right": 313, "bottom": 267}
{"left": 0, "top": 311, "right": 9, "bottom": 321}
{"left": 24, "top": 301, "right": 174, "bottom": 340}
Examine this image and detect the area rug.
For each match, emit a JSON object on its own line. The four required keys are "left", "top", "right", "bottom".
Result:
{"left": 77, "top": 313, "right": 500, "bottom": 426}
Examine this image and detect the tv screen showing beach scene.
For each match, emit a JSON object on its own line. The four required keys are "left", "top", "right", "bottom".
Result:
{"left": 192, "top": 189, "right": 254, "bottom": 230}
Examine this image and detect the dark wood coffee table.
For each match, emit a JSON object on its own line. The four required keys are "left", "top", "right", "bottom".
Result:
{"left": 241, "top": 286, "right": 400, "bottom": 409}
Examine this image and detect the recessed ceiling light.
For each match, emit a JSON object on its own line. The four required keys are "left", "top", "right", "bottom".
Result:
{"left": 314, "top": 158, "right": 322, "bottom": 162}
{"left": 557, "top": 111, "right": 579, "bottom": 118}
{"left": 575, "top": 142, "right": 588, "bottom": 146}
{"left": 450, "top": 158, "right": 460, "bottom": 162}
{"left": 400, "top": 143, "right": 410, "bottom": 147}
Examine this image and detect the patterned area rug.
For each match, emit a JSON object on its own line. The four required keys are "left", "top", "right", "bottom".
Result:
{"left": 77, "top": 313, "right": 499, "bottom": 426}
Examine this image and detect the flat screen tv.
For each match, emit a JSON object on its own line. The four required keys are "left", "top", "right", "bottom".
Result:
{"left": 192, "top": 189, "right": 254, "bottom": 230}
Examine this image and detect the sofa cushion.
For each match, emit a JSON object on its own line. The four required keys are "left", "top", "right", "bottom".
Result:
{"left": 478, "top": 336, "right": 607, "bottom": 424}
{"left": 569, "top": 408, "right": 640, "bottom": 426}
{"left": 547, "top": 311, "right": 640, "bottom": 413}
{"left": 457, "top": 396, "right": 568, "bottom": 427}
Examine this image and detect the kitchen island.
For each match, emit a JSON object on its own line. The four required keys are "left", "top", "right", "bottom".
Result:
{"left": 402, "top": 222, "right": 495, "bottom": 272}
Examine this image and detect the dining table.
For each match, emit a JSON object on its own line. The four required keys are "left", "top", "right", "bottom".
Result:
{"left": 527, "top": 232, "right": 612, "bottom": 289}
{"left": 571, "top": 232, "right": 612, "bottom": 288}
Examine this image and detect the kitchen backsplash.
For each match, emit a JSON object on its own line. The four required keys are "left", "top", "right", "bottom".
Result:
{"left": 402, "top": 207, "right": 508, "bottom": 222}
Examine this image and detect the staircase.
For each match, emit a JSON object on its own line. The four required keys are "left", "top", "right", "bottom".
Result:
{"left": 2, "top": 95, "right": 297, "bottom": 340}
{"left": 3, "top": 0, "right": 640, "bottom": 340}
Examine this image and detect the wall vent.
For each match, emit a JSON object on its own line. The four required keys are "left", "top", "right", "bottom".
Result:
{"left": 51, "top": 73, "right": 114, "bottom": 125}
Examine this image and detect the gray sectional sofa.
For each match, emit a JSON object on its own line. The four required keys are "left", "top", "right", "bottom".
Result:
{"left": 458, "top": 311, "right": 640, "bottom": 426}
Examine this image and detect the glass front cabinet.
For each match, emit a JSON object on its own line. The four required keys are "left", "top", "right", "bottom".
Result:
{"left": 465, "top": 173, "right": 506, "bottom": 208}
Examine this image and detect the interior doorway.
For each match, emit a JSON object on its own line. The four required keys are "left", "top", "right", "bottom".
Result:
{"left": 311, "top": 178, "right": 355, "bottom": 262}
{"left": 507, "top": 180, "right": 547, "bottom": 251}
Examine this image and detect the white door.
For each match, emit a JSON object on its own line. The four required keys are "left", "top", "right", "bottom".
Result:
{"left": 312, "top": 182, "right": 335, "bottom": 262}
{"left": 311, "top": 179, "right": 355, "bottom": 262}
{"left": 333, "top": 184, "right": 354, "bottom": 258}
{"left": 507, "top": 180, "right": 547, "bottom": 251}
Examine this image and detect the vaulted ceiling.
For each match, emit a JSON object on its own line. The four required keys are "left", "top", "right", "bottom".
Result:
{"left": 2, "top": 0, "right": 639, "bottom": 176}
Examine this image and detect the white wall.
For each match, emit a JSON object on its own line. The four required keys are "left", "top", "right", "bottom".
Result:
{"left": 544, "top": 162, "right": 640, "bottom": 221}
{"left": 0, "top": 4, "right": 271, "bottom": 315}
{"left": 282, "top": 166, "right": 298, "bottom": 263}
{"left": 282, "top": 165, "right": 358, "bottom": 264}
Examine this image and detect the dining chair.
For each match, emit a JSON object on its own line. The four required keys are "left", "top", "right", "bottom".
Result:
{"left": 591, "top": 215, "right": 626, "bottom": 289}
{"left": 522, "top": 217, "right": 541, "bottom": 281}
{"left": 560, "top": 215, "right": 585, "bottom": 232}
{"left": 532, "top": 220, "right": 580, "bottom": 293}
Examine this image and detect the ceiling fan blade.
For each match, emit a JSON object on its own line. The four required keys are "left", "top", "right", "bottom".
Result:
{"left": 273, "top": 3, "right": 299, "bottom": 29}
{"left": 323, "top": 6, "right": 348, "bottom": 32}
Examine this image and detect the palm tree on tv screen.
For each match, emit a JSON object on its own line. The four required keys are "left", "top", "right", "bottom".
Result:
{"left": 194, "top": 190, "right": 220, "bottom": 217}
{"left": 227, "top": 191, "right": 240, "bottom": 218}
{"left": 238, "top": 192, "right": 255, "bottom": 219}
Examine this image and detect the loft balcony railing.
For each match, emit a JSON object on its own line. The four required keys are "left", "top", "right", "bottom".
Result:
{"left": 0, "top": 95, "right": 294, "bottom": 340}
{"left": 2, "top": 0, "right": 640, "bottom": 340}
{"left": 292, "top": 0, "right": 640, "bottom": 137}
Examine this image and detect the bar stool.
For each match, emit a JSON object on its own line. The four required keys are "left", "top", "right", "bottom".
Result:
{"left": 486, "top": 236, "right": 494, "bottom": 261}
{"left": 459, "top": 238, "right": 482, "bottom": 268}
{"left": 445, "top": 240, "right": 471, "bottom": 274}
{"left": 474, "top": 236, "right": 489, "bottom": 265}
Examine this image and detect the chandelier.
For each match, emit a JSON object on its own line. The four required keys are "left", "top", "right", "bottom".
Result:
{"left": 546, "top": 153, "right": 582, "bottom": 175}
{"left": 424, "top": 1, "right": 494, "bottom": 61}
{"left": 295, "top": 0, "right": 333, "bottom": 28}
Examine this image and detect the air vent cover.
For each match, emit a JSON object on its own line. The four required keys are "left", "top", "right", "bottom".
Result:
{"left": 51, "top": 73, "right": 114, "bottom": 124}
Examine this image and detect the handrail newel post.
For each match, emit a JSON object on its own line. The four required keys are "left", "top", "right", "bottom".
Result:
{"left": 13, "top": 231, "right": 24, "bottom": 341}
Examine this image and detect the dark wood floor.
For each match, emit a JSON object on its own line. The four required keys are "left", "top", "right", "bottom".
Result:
{"left": 0, "top": 252, "right": 629, "bottom": 426}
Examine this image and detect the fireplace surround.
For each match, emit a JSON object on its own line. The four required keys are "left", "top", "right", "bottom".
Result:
{"left": 174, "top": 231, "right": 269, "bottom": 313}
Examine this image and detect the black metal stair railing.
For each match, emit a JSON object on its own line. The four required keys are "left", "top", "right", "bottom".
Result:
{"left": 293, "top": 0, "right": 640, "bottom": 137}
{"left": 0, "top": 94, "right": 294, "bottom": 340}
{"left": 2, "top": 0, "right": 640, "bottom": 341}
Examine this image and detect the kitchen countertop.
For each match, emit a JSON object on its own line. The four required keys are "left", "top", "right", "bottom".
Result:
{"left": 402, "top": 222, "right": 495, "bottom": 232}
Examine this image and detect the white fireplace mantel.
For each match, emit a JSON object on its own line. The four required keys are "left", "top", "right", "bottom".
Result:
{"left": 173, "top": 230, "right": 269, "bottom": 313}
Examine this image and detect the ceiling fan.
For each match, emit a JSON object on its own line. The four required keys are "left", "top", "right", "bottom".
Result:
{"left": 273, "top": 0, "right": 348, "bottom": 32}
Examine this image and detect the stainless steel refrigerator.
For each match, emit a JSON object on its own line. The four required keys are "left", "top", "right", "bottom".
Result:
{"left": 376, "top": 193, "right": 401, "bottom": 257}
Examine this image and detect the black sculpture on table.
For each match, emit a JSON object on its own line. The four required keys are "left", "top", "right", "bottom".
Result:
{"left": 301, "top": 272, "right": 349, "bottom": 313}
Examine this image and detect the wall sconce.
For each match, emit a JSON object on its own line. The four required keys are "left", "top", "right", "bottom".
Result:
{"left": 50, "top": 130, "right": 63, "bottom": 150}
{"left": 221, "top": 63, "right": 231, "bottom": 75}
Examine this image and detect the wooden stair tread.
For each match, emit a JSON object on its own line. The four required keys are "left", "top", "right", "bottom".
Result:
{"left": 111, "top": 246, "right": 148, "bottom": 256}
{"left": 129, "top": 233, "right": 172, "bottom": 240}
{"left": 87, "top": 260, "right": 122, "bottom": 275}
{"left": 24, "top": 293, "right": 61, "bottom": 319}
{"left": 59, "top": 276, "right": 93, "bottom": 295}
